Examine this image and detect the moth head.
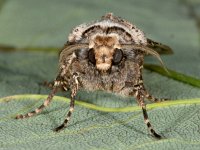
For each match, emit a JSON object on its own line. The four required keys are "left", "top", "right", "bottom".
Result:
{"left": 88, "top": 34, "right": 123, "bottom": 71}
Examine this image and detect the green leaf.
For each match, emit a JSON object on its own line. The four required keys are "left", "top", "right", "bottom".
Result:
{"left": 1, "top": 95, "right": 200, "bottom": 150}
{"left": 2, "top": 94, "right": 200, "bottom": 113}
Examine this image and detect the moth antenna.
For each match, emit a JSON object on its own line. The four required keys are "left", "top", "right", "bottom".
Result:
{"left": 121, "top": 44, "right": 169, "bottom": 74}
{"left": 59, "top": 43, "right": 89, "bottom": 63}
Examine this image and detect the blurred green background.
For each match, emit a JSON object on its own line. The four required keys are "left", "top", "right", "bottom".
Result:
{"left": 0, "top": 0, "right": 200, "bottom": 150}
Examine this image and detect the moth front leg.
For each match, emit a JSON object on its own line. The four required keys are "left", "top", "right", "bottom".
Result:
{"left": 15, "top": 79, "right": 61, "bottom": 119}
{"left": 54, "top": 72, "right": 79, "bottom": 132}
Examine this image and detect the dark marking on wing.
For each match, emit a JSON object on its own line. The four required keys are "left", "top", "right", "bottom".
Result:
{"left": 106, "top": 26, "right": 132, "bottom": 39}
{"left": 82, "top": 25, "right": 102, "bottom": 37}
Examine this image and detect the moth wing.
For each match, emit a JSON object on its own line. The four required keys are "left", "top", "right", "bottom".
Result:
{"left": 147, "top": 38, "right": 173, "bottom": 55}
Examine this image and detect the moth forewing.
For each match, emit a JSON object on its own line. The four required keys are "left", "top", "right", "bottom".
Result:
{"left": 147, "top": 38, "right": 173, "bottom": 55}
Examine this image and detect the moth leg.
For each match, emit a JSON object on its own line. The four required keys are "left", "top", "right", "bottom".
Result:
{"left": 134, "top": 87, "right": 162, "bottom": 139}
{"left": 42, "top": 81, "right": 55, "bottom": 89}
{"left": 15, "top": 51, "right": 76, "bottom": 120}
{"left": 138, "top": 75, "right": 167, "bottom": 102}
{"left": 15, "top": 79, "right": 61, "bottom": 119}
{"left": 144, "top": 92, "right": 167, "bottom": 102}
{"left": 53, "top": 73, "right": 79, "bottom": 132}
{"left": 42, "top": 80, "right": 68, "bottom": 92}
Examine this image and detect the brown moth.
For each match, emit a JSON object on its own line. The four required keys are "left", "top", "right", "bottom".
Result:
{"left": 16, "top": 13, "right": 172, "bottom": 139}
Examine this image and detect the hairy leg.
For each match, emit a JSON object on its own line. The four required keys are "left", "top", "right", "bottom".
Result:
{"left": 54, "top": 73, "right": 79, "bottom": 132}
{"left": 144, "top": 91, "right": 167, "bottom": 102}
{"left": 42, "top": 81, "right": 54, "bottom": 88}
{"left": 15, "top": 80, "right": 61, "bottom": 119}
{"left": 15, "top": 52, "right": 76, "bottom": 119}
{"left": 139, "top": 84, "right": 167, "bottom": 102}
{"left": 136, "top": 67, "right": 167, "bottom": 102}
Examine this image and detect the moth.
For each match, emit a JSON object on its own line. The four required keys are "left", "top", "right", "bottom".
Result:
{"left": 16, "top": 13, "right": 172, "bottom": 139}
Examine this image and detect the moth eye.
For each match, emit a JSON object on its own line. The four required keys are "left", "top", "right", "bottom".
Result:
{"left": 88, "top": 49, "right": 96, "bottom": 64}
{"left": 113, "top": 49, "right": 123, "bottom": 65}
